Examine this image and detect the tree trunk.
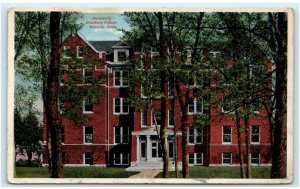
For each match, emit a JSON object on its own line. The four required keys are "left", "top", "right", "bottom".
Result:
{"left": 269, "top": 12, "right": 287, "bottom": 179}
{"left": 235, "top": 111, "right": 245, "bottom": 178}
{"left": 158, "top": 12, "right": 169, "bottom": 178}
{"left": 174, "top": 78, "right": 190, "bottom": 178}
{"left": 27, "top": 149, "right": 32, "bottom": 167}
{"left": 244, "top": 115, "right": 251, "bottom": 178}
{"left": 44, "top": 12, "right": 63, "bottom": 178}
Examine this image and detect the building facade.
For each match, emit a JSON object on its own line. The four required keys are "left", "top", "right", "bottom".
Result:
{"left": 42, "top": 33, "right": 272, "bottom": 169}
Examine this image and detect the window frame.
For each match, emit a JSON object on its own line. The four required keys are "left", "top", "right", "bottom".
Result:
{"left": 113, "top": 98, "right": 129, "bottom": 115}
{"left": 114, "top": 70, "right": 128, "bottom": 87}
{"left": 188, "top": 128, "right": 203, "bottom": 144}
{"left": 168, "top": 109, "right": 174, "bottom": 128}
{"left": 77, "top": 46, "right": 83, "bottom": 58}
{"left": 83, "top": 96, "right": 94, "bottom": 114}
{"left": 113, "top": 153, "right": 129, "bottom": 165}
{"left": 151, "top": 109, "right": 162, "bottom": 127}
{"left": 251, "top": 125, "right": 260, "bottom": 144}
{"left": 83, "top": 152, "right": 93, "bottom": 165}
{"left": 64, "top": 46, "right": 72, "bottom": 58}
{"left": 251, "top": 153, "right": 260, "bottom": 165}
{"left": 222, "top": 126, "right": 232, "bottom": 144}
{"left": 188, "top": 98, "right": 203, "bottom": 115}
{"left": 114, "top": 127, "right": 130, "bottom": 144}
{"left": 141, "top": 110, "right": 147, "bottom": 128}
{"left": 83, "top": 126, "right": 93, "bottom": 144}
{"left": 188, "top": 153, "right": 203, "bottom": 165}
{"left": 83, "top": 67, "right": 93, "bottom": 84}
{"left": 222, "top": 152, "right": 232, "bottom": 165}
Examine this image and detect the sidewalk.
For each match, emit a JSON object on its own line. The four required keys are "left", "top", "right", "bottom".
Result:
{"left": 129, "top": 169, "right": 161, "bottom": 178}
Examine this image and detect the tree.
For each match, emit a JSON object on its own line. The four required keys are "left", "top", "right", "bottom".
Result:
{"left": 123, "top": 12, "right": 210, "bottom": 178}
{"left": 14, "top": 109, "right": 42, "bottom": 167}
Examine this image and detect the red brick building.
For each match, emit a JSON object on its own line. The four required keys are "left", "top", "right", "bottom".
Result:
{"left": 42, "top": 33, "right": 272, "bottom": 169}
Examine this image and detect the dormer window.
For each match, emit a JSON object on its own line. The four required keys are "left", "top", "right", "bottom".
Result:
{"left": 118, "top": 52, "right": 126, "bottom": 62}
{"left": 77, "top": 46, "right": 83, "bottom": 58}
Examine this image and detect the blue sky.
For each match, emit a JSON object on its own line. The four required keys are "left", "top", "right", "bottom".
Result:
{"left": 78, "top": 13, "right": 130, "bottom": 41}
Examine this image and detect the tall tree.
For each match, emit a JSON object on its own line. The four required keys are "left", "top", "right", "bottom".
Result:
{"left": 44, "top": 11, "right": 63, "bottom": 178}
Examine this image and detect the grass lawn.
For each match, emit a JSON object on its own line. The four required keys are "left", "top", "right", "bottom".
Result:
{"left": 15, "top": 167, "right": 139, "bottom": 178}
{"left": 155, "top": 166, "right": 271, "bottom": 178}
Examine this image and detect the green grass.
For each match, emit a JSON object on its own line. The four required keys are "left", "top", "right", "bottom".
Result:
{"left": 155, "top": 166, "right": 271, "bottom": 178}
{"left": 15, "top": 167, "right": 139, "bottom": 178}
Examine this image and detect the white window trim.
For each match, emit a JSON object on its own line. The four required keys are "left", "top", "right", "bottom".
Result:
{"left": 114, "top": 127, "right": 129, "bottom": 144}
{"left": 251, "top": 126, "right": 261, "bottom": 144}
{"left": 195, "top": 153, "right": 203, "bottom": 165}
{"left": 113, "top": 153, "right": 129, "bottom": 165}
{"left": 141, "top": 110, "right": 147, "bottom": 128}
{"left": 113, "top": 98, "right": 129, "bottom": 115}
{"left": 222, "top": 96, "right": 233, "bottom": 114}
{"left": 189, "top": 153, "right": 203, "bottom": 165}
{"left": 83, "top": 126, "right": 93, "bottom": 144}
{"left": 140, "top": 85, "right": 148, "bottom": 98}
{"left": 168, "top": 110, "right": 174, "bottom": 128}
{"left": 77, "top": 46, "right": 83, "bottom": 58}
{"left": 185, "top": 49, "right": 192, "bottom": 65}
{"left": 114, "top": 49, "right": 129, "bottom": 63}
{"left": 188, "top": 98, "right": 203, "bottom": 115}
{"left": 222, "top": 152, "right": 232, "bottom": 165}
{"left": 83, "top": 97, "right": 93, "bottom": 114}
{"left": 188, "top": 128, "right": 203, "bottom": 145}
{"left": 64, "top": 46, "right": 71, "bottom": 59}
{"left": 222, "top": 126, "right": 232, "bottom": 144}
{"left": 113, "top": 70, "right": 128, "bottom": 87}
{"left": 151, "top": 51, "right": 160, "bottom": 69}
{"left": 83, "top": 152, "right": 93, "bottom": 165}
{"left": 83, "top": 67, "right": 93, "bottom": 84}
{"left": 151, "top": 109, "right": 161, "bottom": 127}
{"left": 251, "top": 153, "right": 260, "bottom": 165}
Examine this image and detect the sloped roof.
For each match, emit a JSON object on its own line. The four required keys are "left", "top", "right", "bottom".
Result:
{"left": 88, "top": 41, "right": 120, "bottom": 54}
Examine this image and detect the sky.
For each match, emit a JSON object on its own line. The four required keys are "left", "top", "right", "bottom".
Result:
{"left": 78, "top": 13, "right": 130, "bottom": 41}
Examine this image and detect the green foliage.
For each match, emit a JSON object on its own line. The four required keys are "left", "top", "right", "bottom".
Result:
{"left": 14, "top": 109, "right": 42, "bottom": 162}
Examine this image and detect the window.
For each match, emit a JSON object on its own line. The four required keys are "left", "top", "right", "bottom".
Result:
{"left": 185, "top": 49, "right": 192, "bottom": 64}
{"left": 189, "top": 128, "right": 203, "bottom": 144}
{"left": 188, "top": 98, "right": 203, "bottom": 114}
{"left": 64, "top": 46, "right": 72, "bottom": 58}
{"left": 84, "top": 152, "right": 93, "bottom": 165}
{"left": 189, "top": 153, "right": 203, "bottom": 165}
{"left": 83, "top": 96, "right": 93, "bottom": 113}
{"left": 141, "top": 110, "right": 147, "bottom": 127}
{"left": 222, "top": 96, "right": 230, "bottom": 113}
{"left": 60, "top": 127, "right": 64, "bottom": 143}
{"left": 188, "top": 71, "right": 203, "bottom": 87}
{"left": 251, "top": 126, "right": 260, "bottom": 143}
{"left": 84, "top": 67, "right": 93, "bottom": 83}
{"left": 250, "top": 99, "right": 260, "bottom": 112}
{"left": 114, "top": 71, "right": 128, "bottom": 87}
{"left": 77, "top": 46, "right": 83, "bottom": 58}
{"left": 84, "top": 127, "right": 93, "bottom": 144}
{"left": 168, "top": 142, "right": 174, "bottom": 158}
{"left": 152, "top": 109, "right": 162, "bottom": 126}
{"left": 222, "top": 152, "right": 232, "bottom": 164}
{"left": 168, "top": 81, "right": 174, "bottom": 97}
{"left": 114, "top": 153, "right": 129, "bottom": 165}
{"left": 114, "top": 127, "right": 129, "bottom": 144}
{"left": 251, "top": 153, "right": 260, "bottom": 164}
{"left": 118, "top": 52, "right": 127, "bottom": 62}
{"left": 114, "top": 98, "right": 129, "bottom": 114}
{"left": 223, "top": 126, "right": 231, "bottom": 143}
{"left": 168, "top": 110, "right": 174, "bottom": 127}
